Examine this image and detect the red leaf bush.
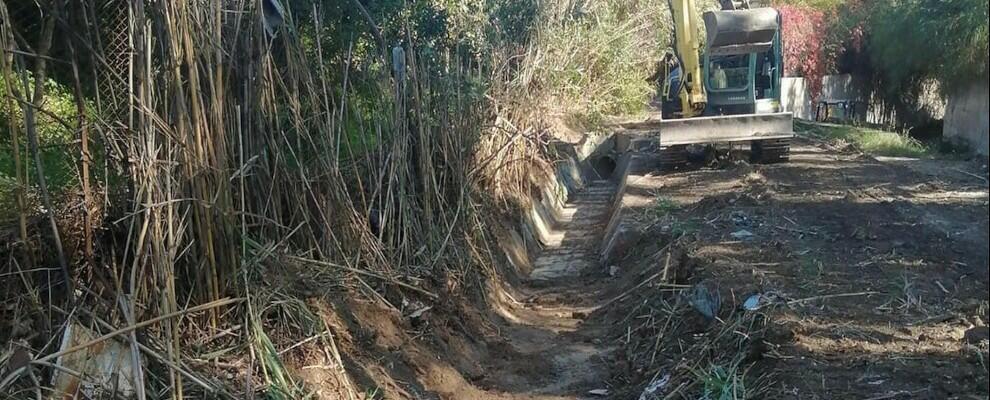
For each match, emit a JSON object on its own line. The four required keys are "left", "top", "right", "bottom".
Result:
{"left": 778, "top": 5, "right": 831, "bottom": 99}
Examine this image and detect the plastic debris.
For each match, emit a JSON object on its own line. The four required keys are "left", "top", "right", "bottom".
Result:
{"left": 743, "top": 293, "right": 763, "bottom": 310}
{"left": 730, "top": 229, "right": 754, "bottom": 239}
{"left": 688, "top": 283, "right": 721, "bottom": 320}
{"left": 52, "top": 323, "right": 136, "bottom": 398}
{"left": 638, "top": 373, "right": 671, "bottom": 400}
{"left": 742, "top": 291, "right": 784, "bottom": 311}
{"left": 588, "top": 388, "right": 610, "bottom": 396}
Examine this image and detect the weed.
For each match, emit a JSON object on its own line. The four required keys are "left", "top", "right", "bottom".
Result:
{"left": 693, "top": 357, "right": 750, "bottom": 400}
{"left": 652, "top": 196, "right": 679, "bottom": 217}
{"left": 797, "top": 256, "right": 824, "bottom": 287}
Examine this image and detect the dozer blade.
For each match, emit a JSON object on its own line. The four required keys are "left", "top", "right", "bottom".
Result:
{"left": 703, "top": 8, "right": 780, "bottom": 56}
{"left": 619, "top": 112, "right": 793, "bottom": 147}
{"left": 616, "top": 112, "right": 794, "bottom": 167}
{"left": 655, "top": 112, "right": 792, "bottom": 146}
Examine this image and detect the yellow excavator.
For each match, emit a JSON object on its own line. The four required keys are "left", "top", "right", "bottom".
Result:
{"left": 641, "top": 0, "right": 794, "bottom": 168}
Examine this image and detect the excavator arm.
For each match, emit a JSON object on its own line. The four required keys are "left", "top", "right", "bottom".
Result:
{"left": 670, "top": 0, "right": 707, "bottom": 117}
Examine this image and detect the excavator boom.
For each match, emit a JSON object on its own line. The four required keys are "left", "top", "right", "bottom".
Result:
{"left": 670, "top": 0, "right": 707, "bottom": 117}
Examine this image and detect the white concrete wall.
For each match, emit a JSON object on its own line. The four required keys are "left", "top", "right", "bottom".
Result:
{"left": 782, "top": 74, "right": 952, "bottom": 128}
{"left": 944, "top": 80, "right": 990, "bottom": 156}
{"left": 781, "top": 77, "right": 813, "bottom": 120}
{"left": 821, "top": 74, "right": 862, "bottom": 101}
{"left": 782, "top": 74, "right": 866, "bottom": 121}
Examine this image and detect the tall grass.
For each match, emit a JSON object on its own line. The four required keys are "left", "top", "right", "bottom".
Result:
{"left": 511, "top": 0, "right": 677, "bottom": 122}
{"left": 0, "top": 0, "right": 680, "bottom": 396}
{"left": 2, "top": 0, "right": 520, "bottom": 394}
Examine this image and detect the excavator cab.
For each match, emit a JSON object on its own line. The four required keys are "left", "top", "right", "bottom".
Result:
{"left": 702, "top": 8, "right": 783, "bottom": 116}
{"left": 645, "top": 4, "right": 793, "bottom": 167}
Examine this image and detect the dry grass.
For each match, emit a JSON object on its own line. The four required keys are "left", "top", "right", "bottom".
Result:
{"left": 0, "top": 0, "right": 680, "bottom": 396}
{"left": 608, "top": 238, "right": 773, "bottom": 399}
{"left": 0, "top": 0, "right": 514, "bottom": 397}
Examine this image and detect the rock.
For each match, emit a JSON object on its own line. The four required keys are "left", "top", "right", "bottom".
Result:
{"left": 963, "top": 326, "right": 989, "bottom": 344}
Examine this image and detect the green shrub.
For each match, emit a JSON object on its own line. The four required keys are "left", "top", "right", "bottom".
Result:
{"left": 1, "top": 74, "right": 82, "bottom": 213}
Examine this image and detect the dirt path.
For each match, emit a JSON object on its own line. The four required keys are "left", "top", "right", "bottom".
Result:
{"left": 427, "top": 137, "right": 987, "bottom": 399}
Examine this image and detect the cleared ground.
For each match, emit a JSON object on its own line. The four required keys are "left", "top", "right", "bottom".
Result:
{"left": 602, "top": 135, "right": 989, "bottom": 398}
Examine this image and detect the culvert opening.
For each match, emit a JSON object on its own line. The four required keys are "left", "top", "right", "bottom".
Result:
{"left": 590, "top": 155, "right": 617, "bottom": 180}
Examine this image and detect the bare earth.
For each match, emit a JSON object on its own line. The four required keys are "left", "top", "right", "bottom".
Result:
{"left": 610, "top": 138, "right": 990, "bottom": 399}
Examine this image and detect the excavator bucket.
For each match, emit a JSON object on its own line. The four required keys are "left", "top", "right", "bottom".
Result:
{"left": 703, "top": 8, "right": 780, "bottom": 55}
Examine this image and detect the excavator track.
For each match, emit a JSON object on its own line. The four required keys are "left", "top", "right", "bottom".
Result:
{"left": 751, "top": 138, "right": 791, "bottom": 164}
{"left": 658, "top": 145, "right": 689, "bottom": 170}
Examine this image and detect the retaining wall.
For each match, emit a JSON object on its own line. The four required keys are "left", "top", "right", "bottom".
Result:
{"left": 781, "top": 77, "right": 813, "bottom": 120}
{"left": 944, "top": 80, "right": 990, "bottom": 156}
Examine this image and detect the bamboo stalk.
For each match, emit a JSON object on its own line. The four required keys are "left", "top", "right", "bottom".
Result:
{"left": 66, "top": 30, "right": 94, "bottom": 265}
{"left": 13, "top": 5, "right": 73, "bottom": 306}
{"left": 0, "top": 0, "right": 34, "bottom": 280}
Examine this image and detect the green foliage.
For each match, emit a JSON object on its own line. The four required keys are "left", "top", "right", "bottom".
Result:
{"left": 652, "top": 196, "right": 680, "bottom": 216}
{"left": 1, "top": 74, "right": 83, "bottom": 221}
{"left": 525, "top": 0, "right": 676, "bottom": 120}
{"left": 692, "top": 357, "right": 750, "bottom": 400}
{"left": 796, "top": 121, "right": 931, "bottom": 157}
{"left": 776, "top": 0, "right": 986, "bottom": 129}
{"left": 866, "top": 0, "right": 988, "bottom": 93}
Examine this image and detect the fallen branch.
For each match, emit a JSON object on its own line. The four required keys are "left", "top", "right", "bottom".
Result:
{"left": 952, "top": 167, "right": 988, "bottom": 184}
{"left": 600, "top": 245, "right": 690, "bottom": 309}
{"left": 786, "top": 291, "right": 877, "bottom": 306}
{"left": 288, "top": 255, "right": 438, "bottom": 299}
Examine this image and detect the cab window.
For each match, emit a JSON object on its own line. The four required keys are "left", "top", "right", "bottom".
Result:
{"left": 709, "top": 55, "right": 748, "bottom": 90}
